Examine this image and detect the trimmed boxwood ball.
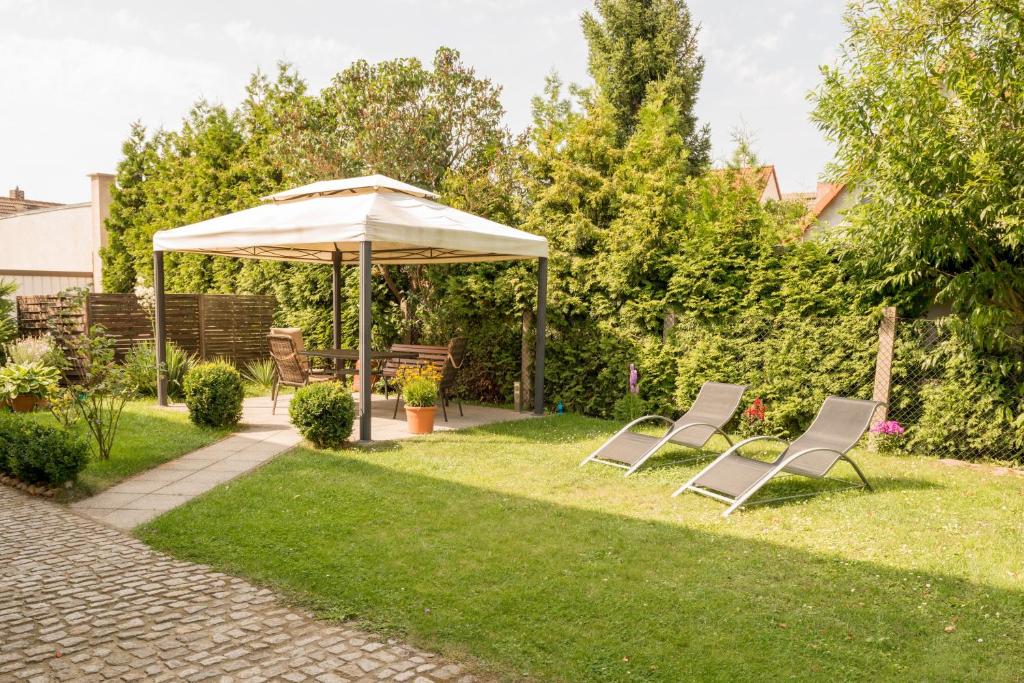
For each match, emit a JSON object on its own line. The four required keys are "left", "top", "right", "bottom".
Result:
{"left": 0, "top": 413, "right": 89, "bottom": 485}
{"left": 183, "top": 361, "right": 245, "bottom": 428}
{"left": 289, "top": 381, "right": 355, "bottom": 449}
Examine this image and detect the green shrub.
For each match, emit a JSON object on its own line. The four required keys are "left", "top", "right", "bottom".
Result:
{"left": 289, "top": 381, "right": 355, "bottom": 449}
{"left": 123, "top": 342, "right": 158, "bottom": 396}
{"left": 612, "top": 393, "right": 649, "bottom": 422}
{"left": 242, "top": 359, "right": 277, "bottom": 393}
{"left": 183, "top": 361, "right": 244, "bottom": 428}
{"left": 122, "top": 341, "right": 196, "bottom": 399}
{"left": 672, "top": 315, "right": 876, "bottom": 438}
{"left": 0, "top": 414, "right": 89, "bottom": 485}
{"left": 909, "top": 351, "right": 1018, "bottom": 460}
{"left": 397, "top": 365, "right": 441, "bottom": 408}
{"left": 164, "top": 343, "right": 197, "bottom": 400}
{"left": 0, "top": 361, "right": 61, "bottom": 402}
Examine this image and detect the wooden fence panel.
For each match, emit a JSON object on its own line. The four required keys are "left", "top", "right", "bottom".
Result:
{"left": 200, "top": 295, "right": 275, "bottom": 365}
{"left": 15, "top": 293, "right": 274, "bottom": 366}
{"left": 16, "top": 295, "right": 85, "bottom": 338}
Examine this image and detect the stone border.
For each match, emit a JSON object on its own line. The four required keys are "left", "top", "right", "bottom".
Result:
{"left": 0, "top": 473, "right": 60, "bottom": 498}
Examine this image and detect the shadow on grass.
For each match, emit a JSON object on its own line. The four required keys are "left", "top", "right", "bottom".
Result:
{"left": 140, "top": 449, "right": 1019, "bottom": 682}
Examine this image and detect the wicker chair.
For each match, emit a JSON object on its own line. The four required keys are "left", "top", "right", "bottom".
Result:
{"left": 267, "top": 333, "right": 333, "bottom": 414}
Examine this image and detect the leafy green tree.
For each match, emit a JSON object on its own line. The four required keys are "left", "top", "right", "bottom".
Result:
{"left": 813, "top": 0, "right": 1024, "bottom": 351}
{"left": 582, "top": 0, "right": 710, "bottom": 163}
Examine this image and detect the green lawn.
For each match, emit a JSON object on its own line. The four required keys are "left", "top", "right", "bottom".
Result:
{"left": 139, "top": 416, "right": 1024, "bottom": 681}
{"left": 27, "top": 400, "right": 231, "bottom": 499}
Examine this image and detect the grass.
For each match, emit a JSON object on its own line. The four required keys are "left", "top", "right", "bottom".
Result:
{"left": 139, "top": 416, "right": 1024, "bottom": 681}
{"left": 26, "top": 400, "right": 231, "bottom": 499}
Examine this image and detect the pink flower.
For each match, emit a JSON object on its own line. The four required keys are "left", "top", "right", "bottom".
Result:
{"left": 871, "top": 420, "right": 905, "bottom": 436}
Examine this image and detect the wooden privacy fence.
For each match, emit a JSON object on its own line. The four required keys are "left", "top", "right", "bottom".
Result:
{"left": 16, "top": 293, "right": 275, "bottom": 365}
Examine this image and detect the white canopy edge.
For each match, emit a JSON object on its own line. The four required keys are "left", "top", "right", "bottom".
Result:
{"left": 153, "top": 187, "right": 547, "bottom": 265}
{"left": 263, "top": 174, "right": 439, "bottom": 202}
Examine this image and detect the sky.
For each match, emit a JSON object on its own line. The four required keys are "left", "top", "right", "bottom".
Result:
{"left": 0, "top": 0, "right": 847, "bottom": 204}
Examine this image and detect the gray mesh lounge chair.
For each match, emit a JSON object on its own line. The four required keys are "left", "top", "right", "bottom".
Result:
{"left": 673, "top": 396, "right": 883, "bottom": 516}
{"left": 580, "top": 382, "right": 747, "bottom": 477}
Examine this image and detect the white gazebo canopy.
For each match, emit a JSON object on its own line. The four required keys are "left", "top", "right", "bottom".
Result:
{"left": 150, "top": 174, "right": 549, "bottom": 442}
{"left": 152, "top": 174, "right": 548, "bottom": 264}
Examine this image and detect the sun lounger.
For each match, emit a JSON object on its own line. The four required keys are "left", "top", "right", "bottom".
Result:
{"left": 673, "top": 396, "right": 882, "bottom": 516}
{"left": 580, "top": 382, "right": 747, "bottom": 476}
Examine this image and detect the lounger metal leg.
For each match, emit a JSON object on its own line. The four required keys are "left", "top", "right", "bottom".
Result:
{"left": 841, "top": 455, "right": 873, "bottom": 491}
{"left": 457, "top": 396, "right": 463, "bottom": 417}
{"left": 441, "top": 392, "right": 448, "bottom": 422}
{"left": 393, "top": 394, "right": 401, "bottom": 419}
{"left": 271, "top": 380, "right": 279, "bottom": 415}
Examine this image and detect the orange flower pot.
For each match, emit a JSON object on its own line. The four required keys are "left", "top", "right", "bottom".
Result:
{"left": 405, "top": 406, "right": 436, "bottom": 434}
{"left": 9, "top": 394, "right": 38, "bottom": 413}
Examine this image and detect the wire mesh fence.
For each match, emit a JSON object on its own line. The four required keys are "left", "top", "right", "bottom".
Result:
{"left": 668, "top": 312, "right": 1023, "bottom": 464}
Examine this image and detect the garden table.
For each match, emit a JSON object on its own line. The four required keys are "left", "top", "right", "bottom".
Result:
{"left": 299, "top": 348, "right": 419, "bottom": 378}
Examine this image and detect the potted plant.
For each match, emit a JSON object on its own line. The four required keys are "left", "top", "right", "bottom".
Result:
{"left": 0, "top": 361, "right": 60, "bottom": 412}
{"left": 398, "top": 365, "right": 442, "bottom": 434}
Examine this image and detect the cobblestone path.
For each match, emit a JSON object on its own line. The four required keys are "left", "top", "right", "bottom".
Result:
{"left": 0, "top": 486, "right": 479, "bottom": 683}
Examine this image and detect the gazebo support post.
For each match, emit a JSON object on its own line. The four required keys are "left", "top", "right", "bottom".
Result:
{"left": 153, "top": 250, "right": 168, "bottom": 407}
{"left": 358, "top": 241, "right": 372, "bottom": 441}
{"left": 533, "top": 256, "right": 547, "bottom": 415}
{"left": 331, "top": 250, "right": 341, "bottom": 350}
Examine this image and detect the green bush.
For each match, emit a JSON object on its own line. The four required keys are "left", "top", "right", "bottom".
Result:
{"left": 672, "top": 315, "right": 876, "bottom": 437}
{"left": 122, "top": 341, "right": 196, "bottom": 399}
{"left": 612, "top": 393, "right": 649, "bottom": 422}
{"left": 0, "top": 361, "right": 61, "bottom": 402}
{"left": 289, "top": 381, "right": 355, "bottom": 449}
{"left": 183, "top": 361, "right": 244, "bottom": 428}
{"left": 123, "top": 342, "right": 158, "bottom": 396}
{"left": 0, "top": 414, "right": 89, "bottom": 485}
{"left": 909, "top": 351, "right": 1019, "bottom": 460}
{"left": 242, "top": 359, "right": 277, "bottom": 393}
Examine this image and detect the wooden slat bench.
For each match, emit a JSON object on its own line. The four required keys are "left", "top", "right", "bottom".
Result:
{"left": 381, "top": 338, "right": 467, "bottom": 421}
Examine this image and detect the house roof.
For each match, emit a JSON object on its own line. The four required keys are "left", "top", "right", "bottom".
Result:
{"left": 807, "top": 183, "right": 845, "bottom": 220}
{"left": 0, "top": 190, "right": 65, "bottom": 219}
{"left": 796, "top": 182, "right": 847, "bottom": 238}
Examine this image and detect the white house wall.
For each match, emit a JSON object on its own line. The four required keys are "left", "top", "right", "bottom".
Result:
{"left": 0, "top": 203, "right": 95, "bottom": 296}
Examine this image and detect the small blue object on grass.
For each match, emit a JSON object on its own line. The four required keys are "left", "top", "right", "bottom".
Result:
{"left": 556, "top": 401, "right": 565, "bottom": 415}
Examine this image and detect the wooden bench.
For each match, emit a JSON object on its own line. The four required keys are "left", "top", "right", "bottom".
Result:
{"left": 382, "top": 338, "right": 467, "bottom": 421}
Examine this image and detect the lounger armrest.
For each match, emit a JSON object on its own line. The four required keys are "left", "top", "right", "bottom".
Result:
{"left": 621, "top": 414, "right": 674, "bottom": 430}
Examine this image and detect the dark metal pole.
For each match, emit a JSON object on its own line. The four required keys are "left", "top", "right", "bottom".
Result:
{"left": 533, "top": 256, "right": 547, "bottom": 415}
{"left": 331, "top": 250, "right": 342, "bottom": 350}
{"left": 358, "top": 241, "right": 372, "bottom": 441}
{"left": 153, "top": 250, "right": 168, "bottom": 406}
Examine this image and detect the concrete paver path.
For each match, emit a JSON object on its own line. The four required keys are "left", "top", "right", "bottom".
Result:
{"left": 72, "top": 397, "right": 300, "bottom": 530}
{"left": 0, "top": 484, "right": 479, "bottom": 682}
